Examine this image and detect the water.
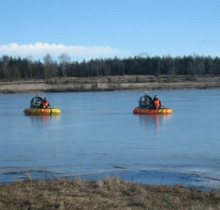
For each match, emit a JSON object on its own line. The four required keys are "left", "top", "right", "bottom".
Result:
{"left": 0, "top": 89, "right": 220, "bottom": 190}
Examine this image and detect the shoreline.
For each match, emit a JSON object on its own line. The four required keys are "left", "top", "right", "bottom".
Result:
{"left": 1, "top": 75, "right": 220, "bottom": 93}
{"left": 1, "top": 167, "right": 220, "bottom": 191}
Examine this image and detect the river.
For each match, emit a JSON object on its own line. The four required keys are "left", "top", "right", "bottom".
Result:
{"left": 0, "top": 89, "right": 219, "bottom": 190}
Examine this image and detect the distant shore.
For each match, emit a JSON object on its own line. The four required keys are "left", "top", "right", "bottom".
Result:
{"left": 0, "top": 75, "right": 220, "bottom": 94}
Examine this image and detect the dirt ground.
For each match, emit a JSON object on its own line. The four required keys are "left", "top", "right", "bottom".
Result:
{"left": 0, "top": 75, "right": 220, "bottom": 93}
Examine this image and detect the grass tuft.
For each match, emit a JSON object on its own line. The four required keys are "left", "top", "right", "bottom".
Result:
{"left": 26, "top": 173, "right": 32, "bottom": 182}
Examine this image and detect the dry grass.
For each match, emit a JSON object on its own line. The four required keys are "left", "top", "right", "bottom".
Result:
{"left": 0, "top": 177, "right": 219, "bottom": 210}
{"left": 1, "top": 75, "right": 220, "bottom": 93}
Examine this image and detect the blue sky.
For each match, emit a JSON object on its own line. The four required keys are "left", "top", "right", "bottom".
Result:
{"left": 0, "top": 0, "right": 220, "bottom": 61}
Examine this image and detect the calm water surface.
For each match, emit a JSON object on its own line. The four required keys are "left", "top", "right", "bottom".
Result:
{"left": 0, "top": 89, "right": 219, "bottom": 190}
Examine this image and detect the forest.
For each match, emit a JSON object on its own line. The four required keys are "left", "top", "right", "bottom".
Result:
{"left": 0, "top": 54, "right": 220, "bottom": 80}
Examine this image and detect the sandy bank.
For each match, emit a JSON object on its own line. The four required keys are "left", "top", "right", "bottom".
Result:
{"left": 0, "top": 75, "right": 220, "bottom": 93}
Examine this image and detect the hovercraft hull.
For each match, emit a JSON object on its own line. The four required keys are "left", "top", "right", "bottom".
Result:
{"left": 23, "top": 108, "right": 61, "bottom": 115}
{"left": 133, "top": 107, "right": 172, "bottom": 115}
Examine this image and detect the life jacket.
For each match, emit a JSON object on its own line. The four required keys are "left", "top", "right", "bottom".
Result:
{"left": 154, "top": 99, "right": 160, "bottom": 108}
{"left": 42, "top": 101, "right": 49, "bottom": 107}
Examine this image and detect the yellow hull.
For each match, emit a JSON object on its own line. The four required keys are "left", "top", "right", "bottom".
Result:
{"left": 23, "top": 108, "right": 61, "bottom": 115}
{"left": 133, "top": 107, "right": 173, "bottom": 115}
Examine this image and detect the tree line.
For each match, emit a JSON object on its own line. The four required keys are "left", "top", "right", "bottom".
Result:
{"left": 0, "top": 53, "right": 220, "bottom": 80}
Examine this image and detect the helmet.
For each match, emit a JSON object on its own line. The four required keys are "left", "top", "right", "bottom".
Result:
{"left": 154, "top": 95, "right": 158, "bottom": 99}
{"left": 44, "top": 98, "right": 47, "bottom": 101}
{"left": 145, "top": 91, "right": 148, "bottom": 95}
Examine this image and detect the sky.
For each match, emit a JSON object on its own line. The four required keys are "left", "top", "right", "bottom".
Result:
{"left": 0, "top": 0, "right": 220, "bottom": 62}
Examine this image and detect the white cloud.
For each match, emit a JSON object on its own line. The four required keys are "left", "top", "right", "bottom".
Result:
{"left": 0, "top": 42, "right": 126, "bottom": 61}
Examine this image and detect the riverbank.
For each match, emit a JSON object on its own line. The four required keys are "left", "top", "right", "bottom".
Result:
{"left": 0, "top": 177, "right": 219, "bottom": 210}
{"left": 0, "top": 75, "right": 220, "bottom": 93}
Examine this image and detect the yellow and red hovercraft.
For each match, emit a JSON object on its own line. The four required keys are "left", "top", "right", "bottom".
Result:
{"left": 133, "top": 92, "right": 172, "bottom": 115}
{"left": 24, "top": 96, "right": 60, "bottom": 116}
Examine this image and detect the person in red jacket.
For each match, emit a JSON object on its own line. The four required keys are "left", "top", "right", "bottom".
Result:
{"left": 153, "top": 95, "right": 161, "bottom": 109}
{"left": 42, "top": 98, "right": 50, "bottom": 108}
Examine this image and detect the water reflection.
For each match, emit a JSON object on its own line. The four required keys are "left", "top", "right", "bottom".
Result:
{"left": 134, "top": 114, "right": 172, "bottom": 131}
{"left": 25, "top": 115, "right": 60, "bottom": 129}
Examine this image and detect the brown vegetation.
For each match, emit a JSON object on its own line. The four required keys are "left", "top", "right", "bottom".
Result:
{"left": 0, "top": 75, "right": 220, "bottom": 94}
{"left": 0, "top": 177, "right": 219, "bottom": 210}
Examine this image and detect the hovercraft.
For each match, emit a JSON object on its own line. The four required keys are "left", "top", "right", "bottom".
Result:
{"left": 133, "top": 94, "right": 172, "bottom": 115}
{"left": 23, "top": 96, "right": 61, "bottom": 116}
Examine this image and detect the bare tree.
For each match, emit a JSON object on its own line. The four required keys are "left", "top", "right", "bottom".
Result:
{"left": 43, "top": 53, "right": 53, "bottom": 79}
{"left": 168, "top": 56, "right": 175, "bottom": 76}
{"left": 59, "top": 53, "right": 70, "bottom": 77}
{"left": 1, "top": 55, "right": 9, "bottom": 79}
